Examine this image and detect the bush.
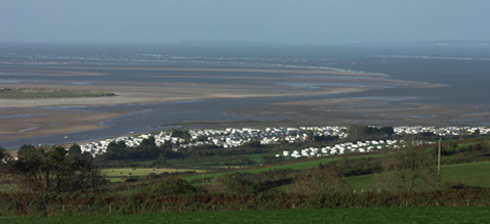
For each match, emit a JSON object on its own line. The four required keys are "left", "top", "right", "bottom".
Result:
{"left": 145, "top": 176, "right": 196, "bottom": 196}
{"left": 288, "top": 169, "right": 351, "bottom": 195}
{"left": 210, "top": 172, "right": 258, "bottom": 195}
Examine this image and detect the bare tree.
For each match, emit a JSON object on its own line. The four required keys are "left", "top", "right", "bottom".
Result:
{"left": 376, "top": 145, "right": 436, "bottom": 192}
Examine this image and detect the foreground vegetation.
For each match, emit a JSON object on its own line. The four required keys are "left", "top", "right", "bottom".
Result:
{"left": 2, "top": 127, "right": 490, "bottom": 218}
{"left": 1, "top": 207, "right": 489, "bottom": 224}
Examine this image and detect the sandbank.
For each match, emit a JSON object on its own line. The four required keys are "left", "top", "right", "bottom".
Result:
{"left": 0, "top": 65, "right": 444, "bottom": 144}
{"left": 0, "top": 110, "right": 131, "bottom": 142}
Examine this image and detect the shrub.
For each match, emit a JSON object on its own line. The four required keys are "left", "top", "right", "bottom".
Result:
{"left": 208, "top": 172, "right": 258, "bottom": 195}
{"left": 288, "top": 168, "right": 351, "bottom": 195}
{"left": 145, "top": 176, "right": 196, "bottom": 196}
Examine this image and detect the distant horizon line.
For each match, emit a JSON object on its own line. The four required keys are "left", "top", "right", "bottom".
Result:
{"left": 1, "top": 40, "right": 489, "bottom": 47}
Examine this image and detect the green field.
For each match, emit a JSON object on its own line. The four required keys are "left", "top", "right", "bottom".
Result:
{"left": 183, "top": 154, "right": 380, "bottom": 182}
{"left": 250, "top": 154, "right": 381, "bottom": 173}
{"left": 184, "top": 158, "right": 490, "bottom": 191}
{"left": 101, "top": 168, "right": 207, "bottom": 177}
{"left": 345, "top": 161, "right": 490, "bottom": 191}
{"left": 164, "top": 152, "right": 283, "bottom": 169}
{"left": 1, "top": 207, "right": 489, "bottom": 224}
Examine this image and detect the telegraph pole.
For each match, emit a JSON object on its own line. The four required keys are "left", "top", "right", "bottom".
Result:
{"left": 438, "top": 137, "right": 441, "bottom": 188}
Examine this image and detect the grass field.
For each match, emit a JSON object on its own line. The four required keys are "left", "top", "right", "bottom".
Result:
{"left": 164, "top": 152, "right": 284, "bottom": 169}
{"left": 1, "top": 207, "right": 489, "bottom": 224}
{"left": 345, "top": 161, "right": 490, "bottom": 191}
{"left": 101, "top": 168, "right": 207, "bottom": 177}
{"left": 183, "top": 154, "right": 381, "bottom": 182}
{"left": 250, "top": 154, "right": 381, "bottom": 174}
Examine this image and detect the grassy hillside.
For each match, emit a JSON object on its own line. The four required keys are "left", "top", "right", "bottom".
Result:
{"left": 183, "top": 154, "right": 380, "bottom": 182}
{"left": 2, "top": 207, "right": 489, "bottom": 224}
{"left": 184, "top": 156, "right": 490, "bottom": 191}
{"left": 346, "top": 161, "right": 490, "bottom": 191}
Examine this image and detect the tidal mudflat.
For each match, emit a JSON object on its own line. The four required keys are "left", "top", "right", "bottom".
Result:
{"left": 1, "top": 44, "right": 489, "bottom": 149}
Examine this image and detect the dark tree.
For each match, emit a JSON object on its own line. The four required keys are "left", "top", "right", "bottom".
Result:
{"left": 347, "top": 125, "right": 371, "bottom": 140}
{"left": 68, "top": 143, "right": 82, "bottom": 156}
{"left": 171, "top": 130, "right": 191, "bottom": 142}
{"left": 210, "top": 172, "right": 258, "bottom": 195}
{"left": 348, "top": 125, "right": 394, "bottom": 140}
{"left": 0, "top": 146, "right": 12, "bottom": 176}
{"left": 8, "top": 145, "right": 103, "bottom": 194}
{"left": 116, "top": 141, "right": 127, "bottom": 148}
{"left": 140, "top": 136, "right": 156, "bottom": 147}
{"left": 243, "top": 139, "right": 262, "bottom": 148}
{"left": 144, "top": 176, "right": 196, "bottom": 196}
{"left": 17, "top": 144, "right": 36, "bottom": 157}
{"left": 0, "top": 146, "right": 10, "bottom": 161}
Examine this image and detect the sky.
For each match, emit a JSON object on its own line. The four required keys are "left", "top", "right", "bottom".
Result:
{"left": 1, "top": 0, "right": 489, "bottom": 45}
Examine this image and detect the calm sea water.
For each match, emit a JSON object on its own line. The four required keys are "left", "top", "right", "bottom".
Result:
{"left": 1, "top": 43, "right": 489, "bottom": 148}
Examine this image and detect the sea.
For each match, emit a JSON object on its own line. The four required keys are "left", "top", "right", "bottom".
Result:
{"left": 1, "top": 42, "right": 489, "bottom": 149}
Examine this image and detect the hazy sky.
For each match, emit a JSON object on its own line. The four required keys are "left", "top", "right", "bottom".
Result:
{"left": 1, "top": 0, "right": 489, "bottom": 45}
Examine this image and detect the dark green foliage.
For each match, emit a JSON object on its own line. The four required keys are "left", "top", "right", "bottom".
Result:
{"left": 101, "top": 140, "right": 164, "bottom": 161}
{"left": 17, "top": 144, "right": 35, "bottom": 157}
{"left": 1, "top": 187, "right": 490, "bottom": 216}
{"left": 407, "top": 132, "right": 439, "bottom": 141}
{"left": 314, "top": 135, "right": 339, "bottom": 142}
{"left": 319, "top": 157, "right": 383, "bottom": 177}
{"left": 458, "top": 142, "right": 488, "bottom": 154}
{"left": 125, "top": 178, "right": 138, "bottom": 183}
{"left": 260, "top": 155, "right": 285, "bottom": 165}
{"left": 116, "top": 141, "right": 127, "bottom": 148}
{"left": 347, "top": 125, "right": 394, "bottom": 140}
{"left": 438, "top": 140, "right": 490, "bottom": 165}
{"left": 214, "top": 172, "right": 258, "bottom": 195}
{"left": 289, "top": 169, "right": 351, "bottom": 195}
{"left": 152, "top": 154, "right": 168, "bottom": 166}
{"left": 0, "top": 146, "right": 10, "bottom": 161}
{"left": 68, "top": 143, "right": 82, "bottom": 156}
{"left": 0, "top": 147, "right": 12, "bottom": 176}
{"left": 140, "top": 137, "right": 156, "bottom": 147}
{"left": 145, "top": 176, "right": 196, "bottom": 196}
{"left": 8, "top": 145, "right": 103, "bottom": 194}
{"left": 98, "top": 137, "right": 275, "bottom": 164}
{"left": 376, "top": 146, "right": 436, "bottom": 192}
{"left": 171, "top": 130, "right": 191, "bottom": 142}
{"left": 106, "top": 141, "right": 118, "bottom": 153}
{"left": 242, "top": 139, "right": 262, "bottom": 148}
{"left": 7, "top": 207, "right": 490, "bottom": 224}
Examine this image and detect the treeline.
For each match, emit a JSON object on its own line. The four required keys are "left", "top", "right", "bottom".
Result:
{"left": 97, "top": 138, "right": 274, "bottom": 162}
{"left": 0, "top": 145, "right": 103, "bottom": 195}
{"left": 440, "top": 141, "right": 490, "bottom": 165}
{"left": 347, "top": 125, "right": 394, "bottom": 140}
{"left": 97, "top": 126, "right": 398, "bottom": 162}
